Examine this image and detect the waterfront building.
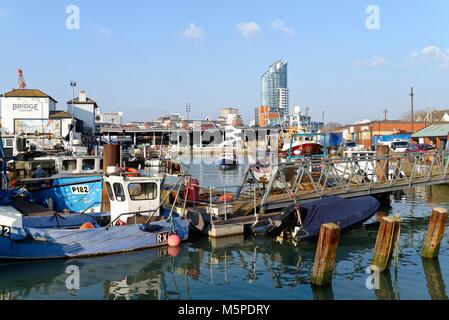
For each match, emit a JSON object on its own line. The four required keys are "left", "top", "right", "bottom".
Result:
{"left": 100, "top": 112, "right": 123, "bottom": 127}
{"left": 218, "top": 107, "right": 243, "bottom": 127}
{"left": 335, "top": 120, "right": 429, "bottom": 149}
{"left": 256, "top": 106, "right": 281, "bottom": 127}
{"left": 258, "top": 60, "right": 289, "bottom": 127}
{"left": 67, "top": 91, "right": 99, "bottom": 136}
{"left": 412, "top": 123, "right": 449, "bottom": 149}
{"left": 0, "top": 88, "right": 84, "bottom": 150}
{"left": 0, "top": 89, "right": 58, "bottom": 134}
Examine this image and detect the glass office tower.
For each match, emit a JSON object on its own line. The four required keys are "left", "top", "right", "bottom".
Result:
{"left": 261, "top": 61, "right": 289, "bottom": 126}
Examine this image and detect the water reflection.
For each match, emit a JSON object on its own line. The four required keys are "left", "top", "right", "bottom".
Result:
{"left": 422, "top": 258, "right": 448, "bottom": 300}
{"left": 1, "top": 183, "right": 449, "bottom": 299}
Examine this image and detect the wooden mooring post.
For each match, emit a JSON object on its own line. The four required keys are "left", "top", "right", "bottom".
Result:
{"left": 311, "top": 223, "right": 341, "bottom": 286}
{"left": 375, "top": 145, "right": 390, "bottom": 182}
{"left": 372, "top": 216, "right": 401, "bottom": 272}
{"left": 422, "top": 208, "right": 448, "bottom": 259}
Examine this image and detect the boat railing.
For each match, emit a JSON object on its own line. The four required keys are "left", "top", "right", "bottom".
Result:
{"left": 106, "top": 209, "right": 159, "bottom": 230}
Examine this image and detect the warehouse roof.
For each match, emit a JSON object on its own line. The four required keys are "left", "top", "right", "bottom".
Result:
{"left": 412, "top": 124, "right": 449, "bottom": 138}
{"left": 1, "top": 89, "right": 58, "bottom": 103}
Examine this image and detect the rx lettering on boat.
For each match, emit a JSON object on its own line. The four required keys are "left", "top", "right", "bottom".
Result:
{"left": 71, "top": 185, "right": 89, "bottom": 194}
{"left": 156, "top": 232, "right": 170, "bottom": 244}
{"left": 0, "top": 225, "right": 11, "bottom": 238}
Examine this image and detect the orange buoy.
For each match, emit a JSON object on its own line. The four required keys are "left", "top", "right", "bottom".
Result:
{"left": 115, "top": 220, "right": 127, "bottom": 226}
{"left": 80, "top": 222, "right": 95, "bottom": 229}
{"left": 168, "top": 234, "right": 181, "bottom": 247}
{"left": 219, "top": 193, "right": 234, "bottom": 203}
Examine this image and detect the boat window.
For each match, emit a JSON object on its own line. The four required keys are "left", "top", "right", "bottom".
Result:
{"left": 113, "top": 183, "right": 126, "bottom": 202}
{"left": 82, "top": 159, "right": 95, "bottom": 171}
{"left": 128, "top": 183, "right": 157, "bottom": 201}
{"left": 106, "top": 182, "right": 114, "bottom": 201}
{"left": 62, "top": 160, "right": 77, "bottom": 172}
{"left": 5, "top": 139, "right": 13, "bottom": 147}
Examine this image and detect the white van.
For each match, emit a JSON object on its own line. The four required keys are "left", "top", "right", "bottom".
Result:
{"left": 379, "top": 139, "right": 410, "bottom": 153}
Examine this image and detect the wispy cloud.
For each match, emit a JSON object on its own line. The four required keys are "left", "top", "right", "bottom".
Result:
{"left": 94, "top": 24, "right": 112, "bottom": 36}
{"left": 182, "top": 22, "right": 204, "bottom": 40}
{"left": 237, "top": 22, "right": 261, "bottom": 38}
{"left": 271, "top": 19, "right": 294, "bottom": 35}
{"left": 410, "top": 46, "right": 449, "bottom": 69}
{"left": 352, "top": 55, "right": 389, "bottom": 68}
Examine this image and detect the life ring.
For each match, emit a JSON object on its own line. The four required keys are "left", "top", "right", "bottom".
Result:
{"left": 125, "top": 167, "right": 140, "bottom": 177}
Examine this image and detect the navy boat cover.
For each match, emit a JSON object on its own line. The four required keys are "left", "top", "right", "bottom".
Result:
{"left": 299, "top": 195, "right": 380, "bottom": 239}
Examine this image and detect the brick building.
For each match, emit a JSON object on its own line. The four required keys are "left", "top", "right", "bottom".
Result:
{"left": 335, "top": 120, "right": 429, "bottom": 149}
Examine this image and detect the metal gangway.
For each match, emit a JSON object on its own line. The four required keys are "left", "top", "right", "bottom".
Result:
{"left": 237, "top": 151, "right": 449, "bottom": 212}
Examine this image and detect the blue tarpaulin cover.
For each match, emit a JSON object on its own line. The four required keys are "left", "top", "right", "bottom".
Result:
{"left": 299, "top": 195, "right": 380, "bottom": 239}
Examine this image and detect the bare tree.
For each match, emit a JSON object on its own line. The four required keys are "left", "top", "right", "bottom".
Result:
{"left": 401, "top": 109, "right": 428, "bottom": 121}
{"left": 323, "top": 122, "right": 343, "bottom": 132}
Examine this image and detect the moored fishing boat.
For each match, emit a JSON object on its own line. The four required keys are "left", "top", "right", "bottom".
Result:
{"left": 0, "top": 170, "right": 190, "bottom": 260}
{"left": 14, "top": 155, "right": 103, "bottom": 213}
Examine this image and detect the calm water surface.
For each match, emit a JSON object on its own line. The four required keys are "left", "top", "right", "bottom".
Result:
{"left": 1, "top": 157, "right": 449, "bottom": 300}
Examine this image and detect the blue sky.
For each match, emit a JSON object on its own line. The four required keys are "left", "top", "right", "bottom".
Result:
{"left": 0, "top": 0, "right": 448, "bottom": 124}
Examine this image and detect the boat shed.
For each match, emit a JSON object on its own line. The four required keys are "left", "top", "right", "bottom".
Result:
{"left": 411, "top": 124, "right": 449, "bottom": 150}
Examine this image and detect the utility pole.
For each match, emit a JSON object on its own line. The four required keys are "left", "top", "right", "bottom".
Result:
{"left": 383, "top": 108, "right": 388, "bottom": 121}
{"left": 410, "top": 87, "right": 414, "bottom": 133}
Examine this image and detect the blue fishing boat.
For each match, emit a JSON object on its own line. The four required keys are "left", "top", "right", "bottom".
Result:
{"left": 21, "top": 156, "right": 104, "bottom": 213}
{"left": 0, "top": 171, "right": 190, "bottom": 260}
{"left": 0, "top": 208, "right": 189, "bottom": 260}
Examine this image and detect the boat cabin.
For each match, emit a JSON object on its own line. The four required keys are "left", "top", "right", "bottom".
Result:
{"left": 35, "top": 156, "right": 103, "bottom": 175}
{"left": 105, "top": 174, "right": 164, "bottom": 223}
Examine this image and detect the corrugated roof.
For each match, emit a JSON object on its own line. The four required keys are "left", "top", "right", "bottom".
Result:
{"left": 412, "top": 124, "right": 449, "bottom": 138}
{"left": 1, "top": 89, "right": 58, "bottom": 103}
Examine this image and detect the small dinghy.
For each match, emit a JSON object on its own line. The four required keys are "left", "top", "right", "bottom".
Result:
{"left": 251, "top": 196, "right": 380, "bottom": 241}
{"left": 218, "top": 151, "right": 238, "bottom": 171}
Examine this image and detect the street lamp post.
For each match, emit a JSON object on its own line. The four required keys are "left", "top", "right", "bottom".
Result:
{"left": 186, "top": 102, "right": 191, "bottom": 122}
{"left": 70, "top": 81, "right": 78, "bottom": 125}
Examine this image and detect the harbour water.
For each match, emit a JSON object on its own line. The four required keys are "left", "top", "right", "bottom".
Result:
{"left": 1, "top": 157, "right": 449, "bottom": 300}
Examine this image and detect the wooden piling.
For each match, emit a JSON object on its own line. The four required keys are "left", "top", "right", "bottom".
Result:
{"left": 422, "top": 208, "right": 448, "bottom": 259}
{"left": 372, "top": 216, "right": 401, "bottom": 272}
{"left": 375, "top": 145, "right": 390, "bottom": 182}
{"left": 311, "top": 223, "right": 341, "bottom": 286}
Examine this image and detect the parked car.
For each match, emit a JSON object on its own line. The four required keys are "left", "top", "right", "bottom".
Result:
{"left": 404, "top": 144, "right": 435, "bottom": 153}
{"left": 344, "top": 142, "right": 366, "bottom": 151}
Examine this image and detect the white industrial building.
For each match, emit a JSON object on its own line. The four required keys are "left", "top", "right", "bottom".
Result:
{"left": 0, "top": 89, "right": 58, "bottom": 134}
{"left": 0, "top": 88, "right": 99, "bottom": 151}
{"left": 67, "top": 90, "right": 99, "bottom": 135}
{"left": 100, "top": 112, "right": 123, "bottom": 126}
